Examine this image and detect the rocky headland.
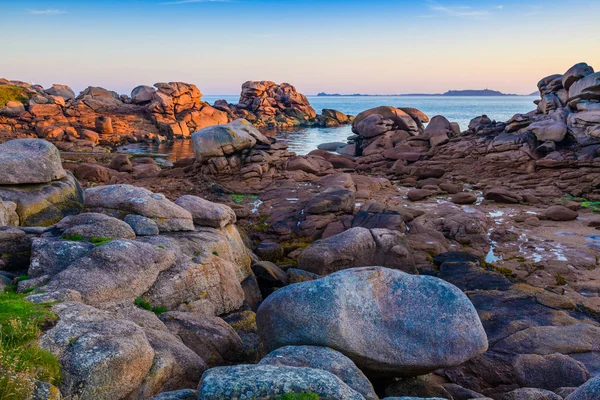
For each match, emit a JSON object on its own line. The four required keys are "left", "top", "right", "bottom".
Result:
{"left": 1, "top": 62, "right": 600, "bottom": 400}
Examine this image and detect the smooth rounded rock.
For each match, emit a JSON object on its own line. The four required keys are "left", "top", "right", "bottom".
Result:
{"left": 131, "top": 85, "right": 156, "bottom": 104}
{"left": 529, "top": 119, "right": 568, "bottom": 142}
{"left": 563, "top": 63, "right": 595, "bottom": 90}
{"left": 543, "top": 205, "right": 578, "bottom": 221}
{"left": 514, "top": 353, "right": 589, "bottom": 391}
{"left": 257, "top": 266, "right": 488, "bottom": 377}
{"left": 565, "top": 375, "right": 600, "bottom": 400}
{"left": 0, "top": 139, "right": 66, "bottom": 185}
{"left": 55, "top": 212, "right": 136, "bottom": 240}
{"left": 451, "top": 192, "right": 477, "bottom": 205}
{"left": 502, "top": 387, "right": 562, "bottom": 400}
{"left": 84, "top": 184, "right": 194, "bottom": 232}
{"left": 259, "top": 345, "right": 378, "bottom": 400}
{"left": 191, "top": 119, "right": 270, "bottom": 162}
{"left": 174, "top": 195, "right": 236, "bottom": 228}
{"left": 124, "top": 214, "right": 159, "bottom": 236}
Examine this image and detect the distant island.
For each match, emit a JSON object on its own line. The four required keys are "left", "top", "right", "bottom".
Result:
{"left": 317, "top": 89, "right": 526, "bottom": 97}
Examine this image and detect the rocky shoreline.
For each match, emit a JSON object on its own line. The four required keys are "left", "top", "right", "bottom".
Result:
{"left": 1, "top": 62, "right": 600, "bottom": 400}
{"left": 0, "top": 78, "right": 352, "bottom": 150}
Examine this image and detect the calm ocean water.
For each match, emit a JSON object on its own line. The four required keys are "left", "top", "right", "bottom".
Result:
{"left": 120, "top": 95, "right": 538, "bottom": 161}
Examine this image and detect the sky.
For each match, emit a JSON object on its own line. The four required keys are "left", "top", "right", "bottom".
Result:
{"left": 1, "top": 0, "right": 599, "bottom": 96}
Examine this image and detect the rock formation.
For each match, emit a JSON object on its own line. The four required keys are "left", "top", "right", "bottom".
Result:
{"left": 214, "top": 80, "right": 352, "bottom": 129}
{"left": 0, "top": 79, "right": 228, "bottom": 147}
{"left": 0, "top": 139, "right": 83, "bottom": 226}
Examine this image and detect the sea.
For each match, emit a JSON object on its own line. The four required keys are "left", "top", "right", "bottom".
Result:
{"left": 119, "top": 95, "right": 538, "bottom": 163}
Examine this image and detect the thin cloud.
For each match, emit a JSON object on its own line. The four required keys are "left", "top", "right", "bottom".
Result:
{"left": 426, "top": 1, "right": 490, "bottom": 19}
{"left": 27, "top": 9, "right": 66, "bottom": 15}
{"left": 252, "top": 33, "right": 280, "bottom": 39}
{"left": 162, "top": 0, "right": 234, "bottom": 4}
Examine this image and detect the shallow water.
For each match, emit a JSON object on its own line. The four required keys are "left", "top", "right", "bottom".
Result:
{"left": 120, "top": 95, "right": 539, "bottom": 160}
{"left": 204, "top": 94, "right": 538, "bottom": 133}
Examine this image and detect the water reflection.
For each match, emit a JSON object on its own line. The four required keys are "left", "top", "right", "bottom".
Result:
{"left": 118, "top": 125, "right": 353, "bottom": 163}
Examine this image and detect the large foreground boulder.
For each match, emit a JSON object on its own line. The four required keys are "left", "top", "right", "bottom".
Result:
{"left": 257, "top": 267, "right": 488, "bottom": 377}
{"left": 198, "top": 364, "right": 364, "bottom": 399}
{"left": 0, "top": 139, "right": 66, "bottom": 185}
{"left": 84, "top": 184, "right": 194, "bottom": 232}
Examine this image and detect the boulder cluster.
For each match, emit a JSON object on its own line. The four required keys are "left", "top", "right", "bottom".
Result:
{"left": 334, "top": 63, "right": 600, "bottom": 205}
{"left": 0, "top": 158, "right": 261, "bottom": 398}
{"left": 0, "top": 79, "right": 227, "bottom": 147}
{"left": 0, "top": 78, "right": 350, "bottom": 149}
{"left": 213, "top": 81, "right": 352, "bottom": 129}
{"left": 341, "top": 105, "right": 461, "bottom": 174}
{"left": 501, "top": 62, "right": 600, "bottom": 155}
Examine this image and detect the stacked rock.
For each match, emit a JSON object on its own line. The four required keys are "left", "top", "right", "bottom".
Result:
{"left": 147, "top": 82, "right": 228, "bottom": 137}
{"left": 233, "top": 81, "right": 317, "bottom": 128}
{"left": 191, "top": 119, "right": 296, "bottom": 189}
{"left": 502, "top": 63, "right": 599, "bottom": 154}
{"left": 0, "top": 139, "right": 83, "bottom": 227}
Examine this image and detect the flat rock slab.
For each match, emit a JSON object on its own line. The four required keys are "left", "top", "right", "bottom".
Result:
{"left": 0, "top": 139, "right": 66, "bottom": 184}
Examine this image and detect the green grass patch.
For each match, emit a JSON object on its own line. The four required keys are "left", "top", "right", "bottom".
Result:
{"left": 564, "top": 196, "right": 600, "bottom": 213}
{"left": 89, "top": 237, "right": 113, "bottom": 246}
{"left": 275, "top": 393, "right": 320, "bottom": 400}
{"left": 212, "top": 251, "right": 219, "bottom": 256}
{"left": 0, "top": 85, "right": 31, "bottom": 107}
{"left": 229, "top": 194, "right": 258, "bottom": 204}
{"left": 556, "top": 272, "right": 567, "bottom": 286}
{"left": 61, "top": 233, "right": 84, "bottom": 241}
{"left": 0, "top": 287, "right": 61, "bottom": 400}
{"left": 581, "top": 200, "right": 600, "bottom": 213}
{"left": 134, "top": 297, "right": 167, "bottom": 315}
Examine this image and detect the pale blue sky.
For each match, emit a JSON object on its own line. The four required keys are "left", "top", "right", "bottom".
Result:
{"left": 1, "top": 0, "right": 599, "bottom": 95}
